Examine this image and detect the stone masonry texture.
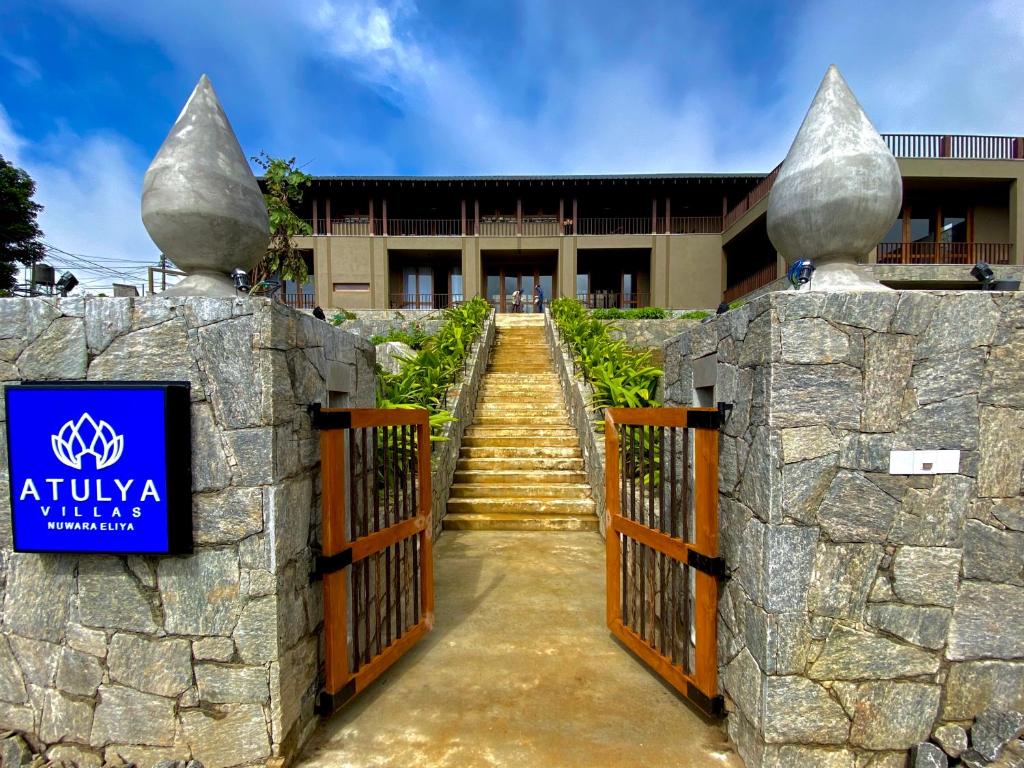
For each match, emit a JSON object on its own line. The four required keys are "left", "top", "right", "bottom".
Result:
{"left": 661, "top": 291, "right": 1024, "bottom": 768}
{"left": 0, "top": 297, "right": 375, "bottom": 768}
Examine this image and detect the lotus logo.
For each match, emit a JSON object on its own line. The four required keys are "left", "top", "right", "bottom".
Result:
{"left": 51, "top": 413, "right": 124, "bottom": 470}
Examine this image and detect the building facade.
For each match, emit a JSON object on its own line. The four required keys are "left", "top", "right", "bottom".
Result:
{"left": 286, "top": 134, "right": 1024, "bottom": 311}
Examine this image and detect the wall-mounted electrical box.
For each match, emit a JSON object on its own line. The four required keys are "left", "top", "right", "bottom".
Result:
{"left": 889, "top": 450, "right": 960, "bottom": 475}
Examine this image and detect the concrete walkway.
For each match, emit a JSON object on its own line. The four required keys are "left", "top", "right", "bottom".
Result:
{"left": 299, "top": 531, "right": 740, "bottom": 768}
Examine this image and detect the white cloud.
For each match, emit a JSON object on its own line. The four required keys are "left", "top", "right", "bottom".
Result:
{"left": 0, "top": 105, "right": 157, "bottom": 292}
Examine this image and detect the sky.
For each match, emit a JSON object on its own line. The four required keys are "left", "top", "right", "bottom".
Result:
{"left": 1, "top": 0, "right": 1023, "bottom": 292}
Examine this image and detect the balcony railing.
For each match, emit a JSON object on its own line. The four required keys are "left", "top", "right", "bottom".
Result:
{"left": 389, "top": 293, "right": 464, "bottom": 309}
{"left": 876, "top": 242, "right": 1014, "bottom": 265}
{"left": 723, "top": 134, "right": 1024, "bottom": 231}
{"left": 575, "top": 218, "right": 653, "bottom": 236}
{"left": 723, "top": 164, "right": 782, "bottom": 230}
{"left": 576, "top": 292, "right": 650, "bottom": 309}
{"left": 385, "top": 219, "right": 463, "bottom": 237}
{"left": 724, "top": 262, "right": 779, "bottom": 303}
{"left": 280, "top": 292, "right": 317, "bottom": 309}
{"left": 659, "top": 216, "right": 723, "bottom": 234}
{"left": 883, "top": 134, "right": 1023, "bottom": 160}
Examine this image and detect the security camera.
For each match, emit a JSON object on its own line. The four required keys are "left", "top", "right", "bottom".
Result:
{"left": 231, "top": 268, "right": 252, "bottom": 293}
{"left": 787, "top": 259, "right": 815, "bottom": 288}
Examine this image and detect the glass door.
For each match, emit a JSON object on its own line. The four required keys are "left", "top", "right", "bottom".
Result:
{"left": 486, "top": 273, "right": 502, "bottom": 312}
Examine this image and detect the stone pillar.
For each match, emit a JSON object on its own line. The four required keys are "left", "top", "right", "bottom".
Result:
{"left": 0, "top": 297, "right": 375, "bottom": 767}
{"left": 661, "top": 290, "right": 1024, "bottom": 767}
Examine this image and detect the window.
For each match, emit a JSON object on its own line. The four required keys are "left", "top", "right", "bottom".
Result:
{"left": 909, "top": 212, "right": 936, "bottom": 243}
{"left": 450, "top": 267, "right": 463, "bottom": 301}
{"left": 941, "top": 209, "right": 968, "bottom": 243}
{"left": 576, "top": 273, "right": 589, "bottom": 297}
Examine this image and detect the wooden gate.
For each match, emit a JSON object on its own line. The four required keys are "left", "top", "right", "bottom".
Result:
{"left": 311, "top": 406, "right": 434, "bottom": 714}
{"left": 604, "top": 407, "right": 724, "bottom": 715}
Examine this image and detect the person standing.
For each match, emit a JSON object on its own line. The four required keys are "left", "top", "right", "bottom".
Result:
{"left": 511, "top": 287, "right": 522, "bottom": 312}
{"left": 534, "top": 284, "right": 544, "bottom": 313}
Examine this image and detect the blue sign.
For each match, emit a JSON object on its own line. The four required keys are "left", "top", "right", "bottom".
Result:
{"left": 5, "top": 383, "right": 192, "bottom": 554}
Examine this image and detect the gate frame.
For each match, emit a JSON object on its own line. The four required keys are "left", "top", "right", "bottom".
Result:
{"left": 604, "top": 406, "right": 723, "bottom": 715}
{"left": 313, "top": 406, "right": 434, "bottom": 714}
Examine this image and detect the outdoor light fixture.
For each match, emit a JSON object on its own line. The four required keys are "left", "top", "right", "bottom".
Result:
{"left": 787, "top": 259, "right": 815, "bottom": 288}
{"left": 55, "top": 271, "right": 78, "bottom": 296}
{"left": 971, "top": 261, "right": 996, "bottom": 289}
{"left": 231, "top": 268, "right": 252, "bottom": 293}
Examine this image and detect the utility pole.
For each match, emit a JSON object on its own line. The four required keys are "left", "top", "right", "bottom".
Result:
{"left": 160, "top": 254, "right": 167, "bottom": 292}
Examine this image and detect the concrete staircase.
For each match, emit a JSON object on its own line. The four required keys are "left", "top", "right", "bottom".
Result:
{"left": 444, "top": 313, "right": 599, "bottom": 532}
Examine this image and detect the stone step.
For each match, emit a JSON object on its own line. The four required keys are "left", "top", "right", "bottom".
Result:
{"left": 452, "top": 469, "right": 588, "bottom": 484}
{"left": 448, "top": 483, "right": 592, "bottom": 498}
{"left": 447, "top": 498, "right": 596, "bottom": 515}
{"left": 473, "top": 409, "right": 567, "bottom": 419}
{"left": 476, "top": 396, "right": 564, "bottom": 404}
{"left": 459, "top": 446, "right": 581, "bottom": 459}
{"left": 456, "top": 457, "right": 585, "bottom": 471}
{"left": 442, "top": 513, "right": 599, "bottom": 532}
{"left": 471, "top": 416, "right": 570, "bottom": 426}
{"left": 461, "top": 435, "right": 579, "bottom": 448}
{"left": 464, "top": 427, "right": 578, "bottom": 438}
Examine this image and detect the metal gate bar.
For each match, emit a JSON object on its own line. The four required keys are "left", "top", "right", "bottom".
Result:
{"left": 605, "top": 407, "right": 722, "bottom": 715}
{"left": 315, "top": 407, "right": 434, "bottom": 714}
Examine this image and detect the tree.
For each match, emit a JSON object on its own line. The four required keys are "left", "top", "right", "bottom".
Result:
{"left": 0, "top": 154, "right": 45, "bottom": 291}
{"left": 251, "top": 153, "right": 312, "bottom": 289}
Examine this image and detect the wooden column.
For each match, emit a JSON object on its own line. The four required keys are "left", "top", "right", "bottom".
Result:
{"left": 665, "top": 197, "right": 671, "bottom": 234}
{"left": 461, "top": 199, "right": 467, "bottom": 236}
{"left": 572, "top": 198, "right": 578, "bottom": 235}
{"left": 369, "top": 197, "right": 375, "bottom": 236}
{"left": 382, "top": 199, "right": 388, "bottom": 238}
{"left": 325, "top": 198, "right": 332, "bottom": 237}
{"left": 516, "top": 198, "right": 523, "bottom": 235}
{"left": 312, "top": 198, "right": 319, "bottom": 236}
{"left": 651, "top": 198, "right": 657, "bottom": 234}
{"left": 559, "top": 198, "right": 565, "bottom": 234}
{"left": 474, "top": 199, "right": 480, "bottom": 236}
{"left": 721, "top": 195, "right": 728, "bottom": 219}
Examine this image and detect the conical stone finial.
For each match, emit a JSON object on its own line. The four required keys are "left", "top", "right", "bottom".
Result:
{"left": 767, "top": 65, "right": 902, "bottom": 291}
{"left": 142, "top": 74, "right": 269, "bottom": 296}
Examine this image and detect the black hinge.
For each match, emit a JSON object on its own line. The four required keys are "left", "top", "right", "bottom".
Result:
{"left": 688, "top": 550, "right": 727, "bottom": 579}
{"left": 685, "top": 402, "right": 732, "bottom": 430}
{"left": 314, "top": 679, "right": 357, "bottom": 716}
{"left": 686, "top": 682, "right": 725, "bottom": 717}
{"left": 310, "top": 548, "right": 353, "bottom": 582}
{"left": 307, "top": 403, "right": 352, "bottom": 430}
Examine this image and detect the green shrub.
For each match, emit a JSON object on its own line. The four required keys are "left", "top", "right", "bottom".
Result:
{"left": 370, "top": 322, "right": 431, "bottom": 350}
{"left": 589, "top": 307, "right": 668, "bottom": 320}
{"left": 329, "top": 308, "right": 357, "bottom": 325}
{"left": 551, "top": 298, "right": 662, "bottom": 414}
{"left": 377, "top": 297, "right": 491, "bottom": 439}
{"left": 677, "top": 310, "right": 710, "bottom": 320}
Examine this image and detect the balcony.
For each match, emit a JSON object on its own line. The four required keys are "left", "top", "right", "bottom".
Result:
{"left": 723, "top": 133, "right": 1024, "bottom": 231}
{"left": 723, "top": 263, "right": 778, "bottom": 303}
{"left": 280, "top": 292, "right": 317, "bottom": 309}
{"left": 389, "top": 293, "right": 464, "bottom": 309}
{"left": 302, "top": 215, "right": 723, "bottom": 237}
{"left": 876, "top": 242, "right": 1013, "bottom": 265}
{"left": 576, "top": 292, "right": 650, "bottom": 309}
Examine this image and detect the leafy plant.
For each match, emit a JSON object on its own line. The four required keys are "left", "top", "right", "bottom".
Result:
{"left": 251, "top": 153, "right": 312, "bottom": 287}
{"left": 377, "top": 297, "right": 491, "bottom": 440}
{"left": 370, "top": 322, "right": 431, "bottom": 350}
{"left": 551, "top": 298, "right": 663, "bottom": 417}
{"left": 329, "top": 308, "right": 357, "bottom": 325}
{"left": 677, "top": 310, "right": 710, "bottom": 320}
{"left": 590, "top": 307, "right": 668, "bottom": 320}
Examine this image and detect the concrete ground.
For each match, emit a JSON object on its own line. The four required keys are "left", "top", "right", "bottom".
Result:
{"left": 298, "top": 531, "right": 741, "bottom": 768}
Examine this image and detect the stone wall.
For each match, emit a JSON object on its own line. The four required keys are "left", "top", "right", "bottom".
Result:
{"left": 0, "top": 296, "right": 375, "bottom": 767}
{"left": 428, "top": 312, "right": 495, "bottom": 539}
{"left": 601, "top": 318, "right": 703, "bottom": 351}
{"left": 545, "top": 313, "right": 607, "bottom": 535}
{"left": 661, "top": 291, "right": 1024, "bottom": 768}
